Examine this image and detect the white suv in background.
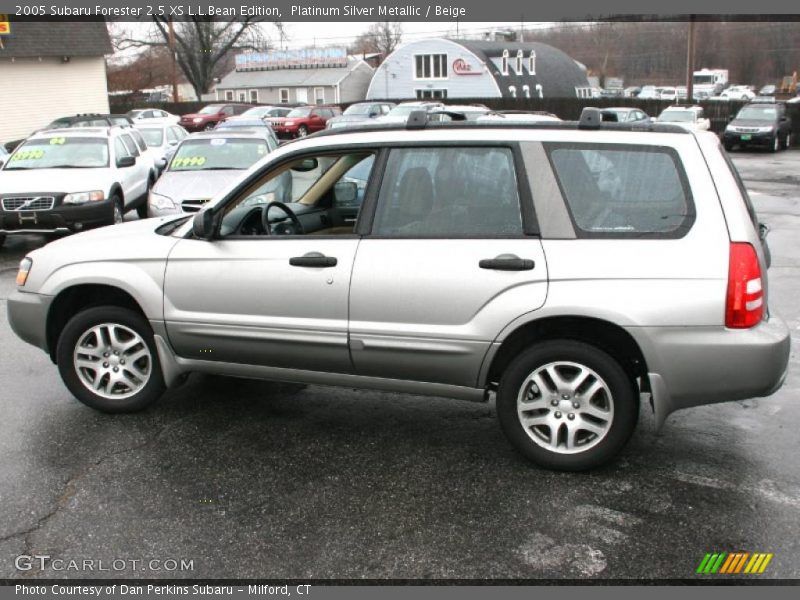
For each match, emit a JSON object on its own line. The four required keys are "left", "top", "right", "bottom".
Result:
{"left": 0, "top": 127, "right": 153, "bottom": 247}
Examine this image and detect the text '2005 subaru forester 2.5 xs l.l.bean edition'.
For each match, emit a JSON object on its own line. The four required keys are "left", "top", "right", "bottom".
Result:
{"left": 7, "top": 108, "right": 791, "bottom": 471}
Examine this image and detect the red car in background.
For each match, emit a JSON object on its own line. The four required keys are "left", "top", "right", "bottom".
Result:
{"left": 269, "top": 106, "right": 342, "bottom": 139}
{"left": 179, "top": 104, "right": 252, "bottom": 132}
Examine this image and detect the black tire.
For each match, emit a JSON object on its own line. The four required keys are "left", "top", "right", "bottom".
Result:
{"left": 296, "top": 125, "right": 308, "bottom": 138}
{"left": 136, "top": 178, "right": 154, "bottom": 219}
{"left": 0, "top": 234, "right": 5, "bottom": 249}
{"left": 724, "top": 142, "right": 734, "bottom": 152}
{"left": 496, "top": 340, "right": 638, "bottom": 471}
{"left": 110, "top": 194, "right": 124, "bottom": 226}
{"left": 771, "top": 135, "right": 780, "bottom": 153}
{"left": 56, "top": 306, "right": 165, "bottom": 413}
{"left": 203, "top": 123, "right": 215, "bottom": 131}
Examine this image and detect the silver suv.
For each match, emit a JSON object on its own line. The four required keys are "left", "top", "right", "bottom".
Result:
{"left": 7, "top": 109, "right": 791, "bottom": 471}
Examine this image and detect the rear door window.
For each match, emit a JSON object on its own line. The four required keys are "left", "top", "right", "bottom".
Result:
{"left": 546, "top": 143, "right": 694, "bottom": 238}
{"left": 371, "top": 147, "right": 523, "bottom": 237}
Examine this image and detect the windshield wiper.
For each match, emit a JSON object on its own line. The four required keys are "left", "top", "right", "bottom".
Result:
{"left": 46, "top": 165, "right": 97, "bottom": 169}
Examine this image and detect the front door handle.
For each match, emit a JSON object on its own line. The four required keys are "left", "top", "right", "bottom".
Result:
{"left": 479, "top": 255, "right": 535, "bottom": 271}
{"left": 289, "top": 253, "right": 337, "bottom": 268}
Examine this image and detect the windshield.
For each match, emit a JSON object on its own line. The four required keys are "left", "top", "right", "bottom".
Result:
{"left": 199, "top": 105, "right": 224, "bottom": 115}
{"left": 343, "top": 104, "right": 372, "bottom": 116}
{"left": 4, "top": 137, "right": 109, "bottom": 170}
{"left": 138, "top": 128, "right": 164, "bottom": 146}
{"left": 386, "top": 105, "right": 419, "bottom": 117}
{"left": 658, "top": 110, "right": 694, "bottom": 123}
{"left": 217, "top": 119, "right": 266, "bottom": 129}
{"left": 287, "top": 107, "right": 312, "bottom": 118}
{"left": 242, "top": 107, "right": 268, "bottom": 117}
{"left": 169, "top": 138, "right": 269, "bottom": 171}
{"left": 693, "top": 75, "right": 715, "bottom": 85}
{"left": 127, "top": 110, "right": 144, "bottom": 118}
{"left": 736, "top": 106, "right": 778, "bottom": 121}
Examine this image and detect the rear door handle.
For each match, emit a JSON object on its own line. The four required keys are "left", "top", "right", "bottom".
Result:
{"left": 479, "top": 256, "right": 535, "bottom": 271}
{"left": 289, "top": 253, "right": 337, "bottom": 268}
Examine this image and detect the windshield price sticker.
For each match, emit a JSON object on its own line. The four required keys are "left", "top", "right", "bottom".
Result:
{"left": 173, "top": 156, "right": 207, "bottom": 167}
{"left": 210, "top": 138, "right": 227, "bottom": 146}
{"left": 10, "top": 149, "right": 46, "bottom": 161}
{"left": 49, "top": 137, "right": 66, "bottom": 145}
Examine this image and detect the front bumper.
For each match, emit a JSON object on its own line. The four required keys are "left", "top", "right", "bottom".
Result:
{"left": 272, "top": 126, "right": 299, "bottom": 139}
{"left": 723, "top": 131, "right": 775, "bottom": 148}
{"left": 629, "top": 315, "right": 791, "bottom": 428}
{"left": 0, "top": 199, "right": 114, "bottom": 235}
{"left": 7, "top": 289, "right": 53, "bottom": 353}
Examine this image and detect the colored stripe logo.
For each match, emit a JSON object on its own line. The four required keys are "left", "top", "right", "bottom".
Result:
{"left": 697, "top": 552, "right": 773, "bottom": 574}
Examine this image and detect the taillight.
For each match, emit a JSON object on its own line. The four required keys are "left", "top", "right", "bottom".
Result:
{"left": 726, "top": 242, "right": 764, "bottom": 328}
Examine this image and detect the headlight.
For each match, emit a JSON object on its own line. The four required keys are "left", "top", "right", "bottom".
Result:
{"left": 63, "top": 190, "right": 104, "bottom": 204}
{"left": 757, "top": 126, "right": 774, "bottom": 133}
{"left": 284, "top": 121, "right": 295, "bottom": 126}
{"left": 149, "top": 192, "right": 175, "bottom": 210}
{"left": 16, "top": 257, "right": 32, "bottom": 287}
{"left": 193, "top": 117, "right": 203, "bottom": 123}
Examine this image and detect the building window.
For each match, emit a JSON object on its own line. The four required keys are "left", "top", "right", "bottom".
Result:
{"left": 415, "top": 88, "right": 447, "bottom": 99}
{"left": 225, "top": 90, "right": 234, "bottom": 101}
{"left": 279, "top": 88, "right": 290, "bottom": 103}
{"left": 238, "top": 91, "right": 246, "bottom": 102}
{"left": 249, "top": 89, "right": 258, "bottom": 103}
{"left": 529, "top": 50, "right": 536, "bottom": 75}
{"left": 516, "top": 50, "right": 523, "bottom": 74}
{"left": 575, "top": 87, "right": 593, "bottom": 98}
{"left": 536, "top": 84, "right": 544, "bottom": 98}
{"left": 314, "top": 87, "right": 325, "bottom": 104}
{"left": 501, "top": 49, "right": 509, "bottom": 75}
{"left": 508, "top": 85, "right": 517, "bottom": 98}
{"left": 414, "top": 54, "right": 448, "bottom": 79}
{"left": 522, "top": 84, "right": 530, "bottom": 98}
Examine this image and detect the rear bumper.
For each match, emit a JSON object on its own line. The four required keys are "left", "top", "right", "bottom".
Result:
{"left": 628, "top": 316, "right": 791, "bottom": 428}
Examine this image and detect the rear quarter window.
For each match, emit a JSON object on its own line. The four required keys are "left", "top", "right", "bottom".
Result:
{"left": 546, "top": 143, "right": 695, "bottom": 239}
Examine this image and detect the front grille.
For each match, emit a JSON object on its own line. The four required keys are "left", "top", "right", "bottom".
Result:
{"left": 181, "top": 199, "right": 211, "bottom": 213}
{"left": 734, "top": 127, "right": 760, "bottom": 133}
{"left": 2, "top": 196, "right": 56, "bottom": 211}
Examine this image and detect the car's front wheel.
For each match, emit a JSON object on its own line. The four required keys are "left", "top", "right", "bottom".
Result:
{"left": 496, "top": 340, "right": 638, "bottom": 471}
{"left": 296, "top": 125, "right": 308, "bottom": 138}
{"left": 56, "top": 306, "right": 166, "bottom": 413}
{"left": 771, "top": 135, "right": 780, "bottom": 153}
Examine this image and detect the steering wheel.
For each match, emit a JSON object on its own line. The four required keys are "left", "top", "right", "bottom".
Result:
{"left": 261, "top": 201, "right": 304, "bottom": 235}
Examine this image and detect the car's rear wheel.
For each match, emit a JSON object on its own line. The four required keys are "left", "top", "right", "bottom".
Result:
{"left": 56, "top": 306, "right": 165, "bottom": 413}
{"left": 496, "top": 340, "right": 638, "bottom": 471}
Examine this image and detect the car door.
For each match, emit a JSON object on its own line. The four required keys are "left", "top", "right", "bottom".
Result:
{"left": 119, "top": 132, "right": 150, "bottom": 196}
{"left": 163, "top": 149, "right": 379, "bottom": 373}
{"left": 348, "top": 145, "right": 548, "bottom": 388}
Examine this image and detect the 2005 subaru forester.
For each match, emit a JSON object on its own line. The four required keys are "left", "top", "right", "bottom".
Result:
{"left": 7, "top": 108, "right": 791, "bottom": 471}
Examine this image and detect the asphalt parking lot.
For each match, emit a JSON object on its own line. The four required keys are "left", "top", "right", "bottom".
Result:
{"left": 0, "top": 149, "right": 798, "bottom": 580}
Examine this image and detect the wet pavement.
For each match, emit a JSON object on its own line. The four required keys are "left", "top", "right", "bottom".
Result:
{"left": 0, "top": 150, "right": 798, "bottom": 580}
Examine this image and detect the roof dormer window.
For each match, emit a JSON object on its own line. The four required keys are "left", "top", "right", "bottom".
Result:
{"left": 516, "top": 50, "right": 523, "bottom": 75}
{"left": 501, "top": 49, "right": 509, "bottom": 75}
{"left": 529, "top": 50, "right": 536, "bottom": 75}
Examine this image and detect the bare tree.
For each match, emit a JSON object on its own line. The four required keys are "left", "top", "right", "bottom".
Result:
{"left": 351, "top": 21, "right": 402, "bottom": 62}
{"left": 116, "top": 18, "right": 282, "bottom": 100}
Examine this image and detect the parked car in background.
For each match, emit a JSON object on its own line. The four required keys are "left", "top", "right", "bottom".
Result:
{"left": 45, "top": 114, "right": 135, "bottom": 130}
{"left": 476, "top": 111, "right": 561, "bottom": 123}
{"left": 214, "top": 117, "right": 280, "bottom": 147}
{"left": 720, "top": 85, "right": 756, "bottom": 101}
{"left": 637, "top": 86, "right": 661, "bottom": 99}
{"left": 659, "top": 87, "right": 678, "bottom": 101}
{"left": 325, "top": 102, "right": 395, "bottom": 130}
{"left": 269, "top": 106, "right": 342, "bottom": 139}
{"left": 241, "top": 105, "right": 293, "bottom": 121}
{"left": 600, "top": 108, "right": 650, "bottom": 123}
{"left": 147, "top": 130, "right": 284, "bottom": 216}
{"left": 134, "top": 123, "right": 189, "bottom": 174}
{"left": 126, "top": 109, "right": 180, "bottom": 125}
{"left": 0, "top": 127, "right": 152, "bottom": 247}
{"left": 179, "top": 104, "right": 252, "bottom": 132}
{"left": 723, "top": 102, "right": 792, "bottom": 152}
{"left": 430, "top": 104, "right": 491, "bottom": 121}
{"left": 623, "top": 86, "right": 641, "bottom": 98}
{"left": 375, "top": 101, "right": 445, "bottom": 125}
{"left": 758, "top": 84, "right": 777, "bottom": 97}
{"left": 656, "top": 106, "right": 711, "bottom": 131}
{"left": 8, "top": 109, "right": 789, "bottom": 472}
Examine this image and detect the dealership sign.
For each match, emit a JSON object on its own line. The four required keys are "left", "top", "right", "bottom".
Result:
{"left": 0, "top": 14, "right": 10, "bottom": 35}
{"left": 453, "top": 58, "right": 481, "bottom": 75}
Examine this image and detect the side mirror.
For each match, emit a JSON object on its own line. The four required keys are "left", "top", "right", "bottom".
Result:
{"left": 156, "top": 158, "right": 167, "bottom": 170}
{"left": 192, "top": 209, "right": 215, "bottom": 240}
{"left": 758, "top": 222, "right": 769, "bottom": 241}
{"left": 729, "top": 115, "right": 735, "bottom": 122}
{"left": 291, "top": 157, "right": 318, "bottom": 172}
{"left": 117, "top": 156, "right": 136, "bottom": 168}
{"left": 368, "top": 111, "right": 378, "bottom": 118}
{"left": 333, "top": 181, "right": 358, "bottom": 205}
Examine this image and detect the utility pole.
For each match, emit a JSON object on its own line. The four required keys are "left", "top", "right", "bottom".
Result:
{"left": 686, "top": 16, "right": 696, "bottom": 104}
{"left": 168, "top": 18, "right": 178, "bottom": 102}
